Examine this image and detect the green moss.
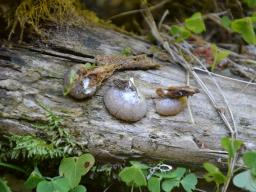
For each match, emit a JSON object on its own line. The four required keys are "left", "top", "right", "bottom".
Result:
{"left": 5, "top": 0, "right": 106, "bottom": 41}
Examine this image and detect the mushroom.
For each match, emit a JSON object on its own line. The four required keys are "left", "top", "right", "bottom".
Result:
{"left": 63, "top": 55, "right": 160, "bottom": 100}
{"left": 154, "top": 85, "right": 199, "bottom": 116}
{"left": 63, "top": 64, "right": 119, "bottom": 99}
{"left": 104, "top": 78, "right": 147, "bottom": 122}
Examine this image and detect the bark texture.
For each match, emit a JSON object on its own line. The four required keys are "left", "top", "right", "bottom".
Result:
{"left": 0, "top": 24, "right": 256, "bottom": 166}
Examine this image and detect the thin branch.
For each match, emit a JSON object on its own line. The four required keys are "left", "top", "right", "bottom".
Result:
{"left": 109, "top": 0, "right": 171, "bottom": 20}
{"left": 186, "top": 71, "right": 195, "bottom": 124}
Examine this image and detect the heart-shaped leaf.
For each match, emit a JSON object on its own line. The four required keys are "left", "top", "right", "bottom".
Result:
{"left": 243, "top": 151, "right": 256, "bottom": 176}
{"left": 233, "top": 170, "right": 256, "bottom": 191}
{"left": 162, "top": 178, "right": 180, "bottom": 192}
{"left": 231, "top": 17, "right": 256, "bottom": 45}
{"left": 36, "top": 177, "right": 70, "bottom": 192}
{"left": 185, "top": 12, "right": 206, "bottom": 34}
{"left": 148, "top": 176, "right": 161, "bottom": 192}
{"left": 119, "top": 166, "right": 147, "bottom": 187}
{"left": 181, "top": 173, "right": 198, "bottom": 192}
{"left": 59, "top": 153, "right": 95, "bottom": 188}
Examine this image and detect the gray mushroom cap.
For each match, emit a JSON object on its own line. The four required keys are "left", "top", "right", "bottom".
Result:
{"left": 104, "top": 80, "right": 147, "bottom": 122}
{"left": 155, "top": 97, "right": 187, "bottom": 116}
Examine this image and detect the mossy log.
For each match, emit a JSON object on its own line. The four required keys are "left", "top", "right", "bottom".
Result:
{"left": 0, "top": 24, "right": 256, "bottom": 166}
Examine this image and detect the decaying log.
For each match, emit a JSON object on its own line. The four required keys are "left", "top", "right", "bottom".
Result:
{"left": 0, "top": 24, "right": 256, "bottom": 166}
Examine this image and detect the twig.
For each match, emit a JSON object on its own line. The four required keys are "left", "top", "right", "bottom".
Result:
{"left": 193, "top": 67, "right": 256, "bottom": 85}
{"left": 186, "top": 71, "right": 195, "bottom": 124}
{"left": 158, "top": 10, "right": 169, "bottom": 30}
{"left": 109, "top": 0, "right": 171, "bottom": 20}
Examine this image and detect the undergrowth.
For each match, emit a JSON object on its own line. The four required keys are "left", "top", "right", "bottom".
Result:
{"left": 0, "top": 101, "right": 83, "bottom": 161}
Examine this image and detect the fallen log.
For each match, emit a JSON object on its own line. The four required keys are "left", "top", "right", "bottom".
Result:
{"left": 0, "top": 24, "right": 256, "bottom": 166}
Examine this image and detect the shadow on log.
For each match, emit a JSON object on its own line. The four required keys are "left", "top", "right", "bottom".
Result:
{"left": 0, "top": 24, "right": 256, "bottom": 167}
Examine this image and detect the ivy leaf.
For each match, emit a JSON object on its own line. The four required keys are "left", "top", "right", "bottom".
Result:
{"left": 243, "top": 151, "right": 256, "bottom": 176}
{"left": 119, "top": 166, "right": 147, "bottom": 187}
{"left": 221, "top": 16, "right": 232, "bottom": 29}
{"left": 59, "top": 154, "right": 95, "bottom": 188}
{"left": 0, "top": 178, "right": 12, "bottom": 192}
{"left": 231, "top": 17, "right": 256, "bottom": 45}
{"left": 24, "top": 167, "right": 45, "bottom": 189}
{"left": 148, "top": 177, "right": 161, "bottom": 192}
{"left": 36, "top": 177, "right": 70, "bottom": 192}
{"left": 211, "top": 44, "right": 230, "bottom": 71}
{"left": 181, "top": 173, "right": 198, "bottom": 192}
{"left": 169, "top": 25, "right": 191, "bottom": 42}
{"left": 233, "top": 170, "right": 256, "bottom": 191}
{"left": 221, "top": 137, "right": 243, "bottom": 158}
{"left": 185, "top": 12, "right": 206, "bottom": 34}
{"left": 162, "top": 178, "right": 180, "bottom": 192}
{"left": 70, "top": 185, "right": 87, "bottom": 192}
{"left": 203, "top": 163, "right": 226, "bottom": 185}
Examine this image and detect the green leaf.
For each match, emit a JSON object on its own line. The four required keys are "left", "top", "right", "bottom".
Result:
{"left": 244, "top": 0, "right": 256, "bottom": 7}
{"left": 0, "top": 178, "right": 12, "bottom": 192}
{"left": 181, "top": 173, "right": 198, "bottom": 192}
{"left": 148, "top": 177, "right": 161, "bottom": 192}
{"left": 233, "top": 170, "right": 256, "bottom": 191}
{"left": 203, "top": 163, "right": 226, "bottom": 185}
{"left": 220, "top": 16, "right": 232, "bottom": 29}
{"left": 59, "top": 153, "right": 95, "bottom": 188}
{"left": 130, "top": 161, "right": 149, "bottom": 169}
{"left": 173, "top": 167, "right": 186, "bottom": 179}
{"left": 63, "top": 70, "right": 79, "bottom": 96}
{"left": 185, "top": 12, "right": 206, "bottom": 34}
{"left": 119, "top": 166, "right": 147, "bottom": 187}
{"left": 221, "top": 137, "right": 243, "bottom": 158}
{"left": 162, "top": 179, "right": 180, "bottom": 192}
{"left": 36, "top": 177, "right": 70, "bottom": 192}
{"left": 70, "top": 185, "right": 87, "bottom": 192}
{"left": 211, "top": 44, "right": 230, "bottom": 71}
{"left": 24, "top": 167, "right": 45, "bottom": 189}
{"left": 243, "top": 151, "right": 256, "bottom": 176}
{"left": 169, "top": 25, "right": 191, "bottom": 42}
{"left": 231, "top": 17, "right": 256, "bottom": 45}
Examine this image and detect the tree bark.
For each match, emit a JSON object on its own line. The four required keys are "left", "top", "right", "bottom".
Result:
{"left": 0, "top": 24, "right": 256, "bottom": 166}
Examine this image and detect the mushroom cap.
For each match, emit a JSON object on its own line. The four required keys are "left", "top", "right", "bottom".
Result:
{"left": 63, "top": 65, "right": 96, "bottom": 99}
{"left": 104, "top": 87, "right": 147, "bottom": 122}
{"left": 69, "top": 78, "right": 97, "bottom": 99}
{"left": 155, "top": 97, "right": 187, "bottom": 116}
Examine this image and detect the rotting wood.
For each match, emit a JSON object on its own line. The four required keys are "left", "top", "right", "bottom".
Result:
{"left": 0, "top": 24, "right": 256, "bottom": 166}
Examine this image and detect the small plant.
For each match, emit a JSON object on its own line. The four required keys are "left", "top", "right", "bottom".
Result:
{"left": 233, "top": 151, "right": 256, "bottom": 191}
{"left": 169, "top": 12, "right": 206, "bottom": 42}
{"left": 210, "top": 44, "right": 230, "bottom": 71}
{"left": 1, "top": 102, "right": 83, "bottom": 160}
{"left": 203, "top": 137, "right": 243, "bottom": 192}
{"left": 119, "top": 161, "right": 198, "bottom": 192}
{"left": 24, "top": 153, "right": 95, "bottom": 192}
{"left": 119, "top": 161, "right": 148, "bottom": 191}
